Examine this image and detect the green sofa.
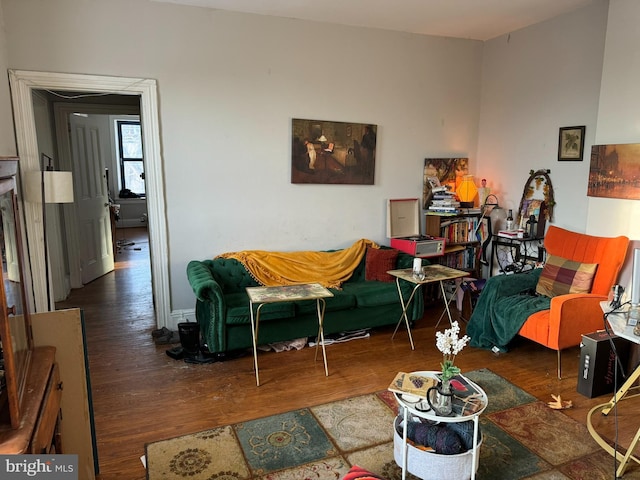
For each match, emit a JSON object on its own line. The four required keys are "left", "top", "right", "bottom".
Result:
{"left": 186, "top": 248, "right": 424, "bottom": 354}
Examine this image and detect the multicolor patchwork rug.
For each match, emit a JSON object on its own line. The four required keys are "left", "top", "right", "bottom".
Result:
{"left": 145, "top": 368, "right": 605, "bottom": 480}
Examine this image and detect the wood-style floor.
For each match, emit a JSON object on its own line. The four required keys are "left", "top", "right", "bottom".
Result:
{"left": 56, "top": 227, "right": 640, "bottom": 479}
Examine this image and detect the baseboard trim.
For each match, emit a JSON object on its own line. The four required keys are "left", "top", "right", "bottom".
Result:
{"left": 167, "top": 309, "right": 196, "bottom": 330}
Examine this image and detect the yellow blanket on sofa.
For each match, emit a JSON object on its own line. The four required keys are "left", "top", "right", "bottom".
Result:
{"left": 216, "top": 239, "right": 378, "bottom": 288}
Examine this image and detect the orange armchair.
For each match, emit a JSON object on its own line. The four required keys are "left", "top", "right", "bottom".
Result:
{"left": 518, "top": 226, "right": 629, "bottom": 378}
{"left": 468, "top": 225, "right": 629, "bottom": 378}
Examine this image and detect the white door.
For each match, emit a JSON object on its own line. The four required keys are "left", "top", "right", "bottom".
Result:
{"left": 69, "top": 114, "right": 114, "bottom": 283}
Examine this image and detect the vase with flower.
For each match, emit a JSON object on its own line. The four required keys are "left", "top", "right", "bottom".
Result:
{"left": 427, "top": 321, "right": 470, "bottom": 416}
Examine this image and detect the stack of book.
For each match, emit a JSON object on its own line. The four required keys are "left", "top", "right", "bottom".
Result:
{"left": 497, "top": 229, "right": 519, "bottom": 238}
{"left": 428, "top": 185, "right": 460, "bottom": 214}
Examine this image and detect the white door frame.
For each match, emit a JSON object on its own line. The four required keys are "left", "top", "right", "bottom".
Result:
{"left": 8, "top": 70, "right": 170, "bottom": 328}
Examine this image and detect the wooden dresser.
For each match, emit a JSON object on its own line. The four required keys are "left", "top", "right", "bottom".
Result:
{"left": 0, "top": 346, "right": 62, "bottom": 454}
{"left": 0, "top": 158, "right": 95, "bottom": 478}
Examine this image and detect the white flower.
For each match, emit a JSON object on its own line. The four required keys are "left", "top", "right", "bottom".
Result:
{"left": 436, "top": 321, "right": 469, "bottom": 383}
{"left": 435, "top": 321, "right": 470, "bottom": 356}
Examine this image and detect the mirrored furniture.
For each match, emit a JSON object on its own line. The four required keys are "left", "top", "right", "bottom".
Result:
{"left": 0, "top": 157, "right": 34, "bottom": 429}
{"left": 0, "top": 157, "right": 62, "bottom": 455}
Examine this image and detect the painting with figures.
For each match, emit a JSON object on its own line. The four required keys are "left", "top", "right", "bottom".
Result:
{"left": 291, "top": 118, "right": 376, "bottom": 185}
{"left": 589, "top": 143, "right": 640, "bottom": 200}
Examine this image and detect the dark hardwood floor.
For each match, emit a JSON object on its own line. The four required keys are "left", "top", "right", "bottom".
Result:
{"left": 55, "top": 228, "right": 639, "bottom": 479}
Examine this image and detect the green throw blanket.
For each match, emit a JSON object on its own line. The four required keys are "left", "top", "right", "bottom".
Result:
{"left": 467, "top": 269, "right": 551, "bottom": 352}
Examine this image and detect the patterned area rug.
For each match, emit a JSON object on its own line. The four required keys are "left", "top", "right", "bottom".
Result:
{"left": 145, "top": 368, "right": 604, "bottom": 480}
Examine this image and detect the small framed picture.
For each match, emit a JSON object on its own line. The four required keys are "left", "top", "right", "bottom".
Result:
{"left": 558, "top": 126, "right": 585, "bottom": 161}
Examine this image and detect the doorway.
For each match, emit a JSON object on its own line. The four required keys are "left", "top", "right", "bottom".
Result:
{"left": 8, "top": 70, "right": 170, "bottom": 328}
{"left": 55, "top": 105, "right": 145, "bottom": 288}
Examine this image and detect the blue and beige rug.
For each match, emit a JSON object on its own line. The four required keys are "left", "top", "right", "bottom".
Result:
{"left": 145, "top": 368, "right": 610, "bottom": 480}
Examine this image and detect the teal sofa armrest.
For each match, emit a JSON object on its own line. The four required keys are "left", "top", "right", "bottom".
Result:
{"left": 187, "top": 260, "right": 224, "bottom": 302}
{"left": 187, "top": 260, "right": 227, "bottom": 352}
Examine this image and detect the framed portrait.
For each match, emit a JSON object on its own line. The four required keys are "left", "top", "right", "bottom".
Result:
{"left": 558, "top": 126, "right": 585, "bottom": 161}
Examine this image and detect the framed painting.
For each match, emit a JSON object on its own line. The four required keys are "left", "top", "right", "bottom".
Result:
{"left": 558, "top": 126, "right": 585, "bottom": 161}
{"left": 422, "top": 158, "right": 469, "bottom": 209}
{"left": 291, "top": 118, "right": 376, "bottom": 185}
{"left": 588, "top": 143, "right": 640, "bottom": 199}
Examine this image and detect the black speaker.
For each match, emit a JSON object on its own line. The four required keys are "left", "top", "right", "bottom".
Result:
{"left": 577, "top": 330, "right": 630, "bottom": 398}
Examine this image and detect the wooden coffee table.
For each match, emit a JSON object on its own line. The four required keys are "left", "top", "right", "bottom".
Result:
{"left": 246, "top": 283, "right": 334, "bottom": 386}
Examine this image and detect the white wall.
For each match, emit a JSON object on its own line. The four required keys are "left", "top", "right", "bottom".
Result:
{"left": 1, "top": 0, "right": 483, "bottom": 310}
{"left": 588, "top": 0, "right": 640, "bottom": 239}
{"left": 0, "top": 3, "right": 16, "bottom": 155}
{"left": 477, "top": 0, "right": 609, "bottom": 234}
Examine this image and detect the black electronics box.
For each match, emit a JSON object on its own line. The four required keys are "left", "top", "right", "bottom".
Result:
{"left": 577, "top": 330, "right": 630, "bottom": 398}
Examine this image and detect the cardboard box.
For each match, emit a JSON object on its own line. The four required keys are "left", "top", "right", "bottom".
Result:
{"left": 577, "top": 330, "right": 630, "bottom": 398}
{"left": 387, "top": 198, "right": 445, "bottom": 258}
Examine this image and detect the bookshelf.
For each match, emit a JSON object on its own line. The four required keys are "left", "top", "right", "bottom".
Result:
{"left": 425, "top": 211, "right": 482, "bottom": 278}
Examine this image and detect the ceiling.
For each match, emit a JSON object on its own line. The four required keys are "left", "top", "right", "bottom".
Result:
{"left": 152, "top": 0, "right": 598, "bottom": 41}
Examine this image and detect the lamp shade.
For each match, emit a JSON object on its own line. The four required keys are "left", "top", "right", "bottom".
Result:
{"left": 25, "top": 171, "right": 74, "bottom": 204}
{"left": 456, "top": 175, "right": 477, "bottom": 207}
